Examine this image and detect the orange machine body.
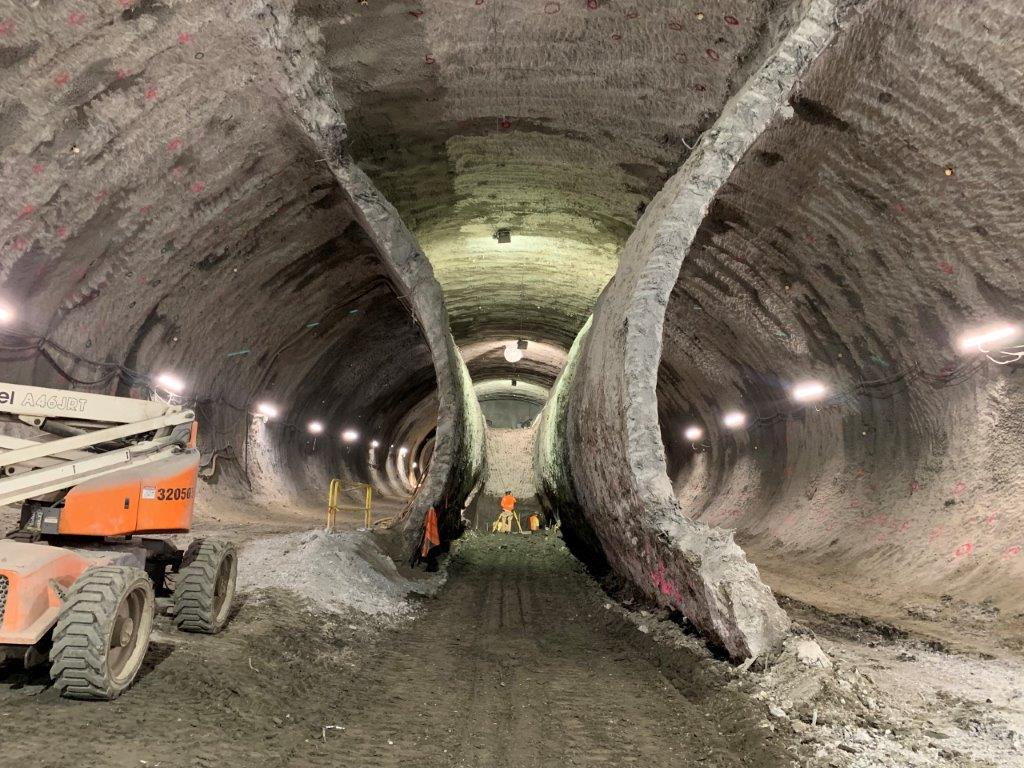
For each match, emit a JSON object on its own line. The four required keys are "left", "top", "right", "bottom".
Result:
{"left": 58, "top": 449, "right": 200, "bottom": 536}
{"left": 0, "top": 541, "right": 105, "bottom": 645}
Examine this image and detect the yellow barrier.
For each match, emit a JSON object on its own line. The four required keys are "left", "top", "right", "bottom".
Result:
{"left": 326, "top": 479, "right": 374, "bottom": 531}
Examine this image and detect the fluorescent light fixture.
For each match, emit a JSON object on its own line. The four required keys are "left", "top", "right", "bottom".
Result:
{"left": 341, "top": 429, "right": 359, "bottom": 443}
{"left": 958, "top": 324, "right": 1020, "bottom": 352}
{"left": 155, "top": 372, "right": 186, "bottom": 394}
{"left": 722, "top": 411, "right": 746, "bottom": 429}
{"left": 791, "top": 381, "right": 828, "bottom": 403}
{"left": 684, "top": 425, "right": 704, "bottom": 442}
{"left": 256, "top": 402, "right": 279, "bottom": 420}
{"left": 503, "top": 344, "right": 523, "bottom": 363}
{"left": 307, "top": 421, "right": 324, "bottom": 435}
{"left": 0, "top": 304, "right": 13, "bottom": 324}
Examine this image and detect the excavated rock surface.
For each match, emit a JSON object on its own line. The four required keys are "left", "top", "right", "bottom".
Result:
{"left": 537, "top": 0, "right": 853, "bottom": 662}
{"left": 0, "top": 1, "right": 483, "bottom": 539}
{"left": 658, "top": 0, "right": 1024, "bottom": 632}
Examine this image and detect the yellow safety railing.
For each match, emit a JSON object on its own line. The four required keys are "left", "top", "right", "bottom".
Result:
{"left": 326, "top": 479, "right": 374, "bottom": 531}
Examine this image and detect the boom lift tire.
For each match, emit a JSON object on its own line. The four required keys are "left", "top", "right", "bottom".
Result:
{"left": 50, "top": 566, "right": 156, "bottom": 701}
{"left": 172, "top": 539, "right": 238, "bottom": 634}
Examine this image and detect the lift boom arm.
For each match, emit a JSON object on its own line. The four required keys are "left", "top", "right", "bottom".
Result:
{"left": 0, "top": 382, "right": 195, "bottom": 508}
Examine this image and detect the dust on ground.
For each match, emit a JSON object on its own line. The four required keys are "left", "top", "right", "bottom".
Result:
{"left": 2, "top": 520, "right": 1023, "bottom": 767}
{"left": 236, "top": 529, "right": 445, "bottom": 617}
{"left": 1, "top": 531, "right": 797, "bottom": 768}
{"left": 621, "top": 590, "right": 1024, "bottom": 767}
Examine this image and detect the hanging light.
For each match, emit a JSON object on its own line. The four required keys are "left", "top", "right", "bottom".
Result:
{"left": 503, "top": 343, "right": 523, "bottom": 363}
{"left": 958, "top": 324, "right": 1020, "bottom": 352}
{"left": 370, "top": 440, "right": 380, "bottom": 448}
{"left": 341, "top": 429, "right": 359, "bottom": 443}
{"left": 791, "top": 381, "right": 828, "bottom": 403}
{"left": 722, "top": 411, "right": 746, "bottom": 429}
{"left": 0, "top": 304, "right": 13, "bottom": 324}
{"left": 155, "top": 372, "right": 186, "bottom": 395}
{"left": 256, "top": 402, "right": 279, "bottom": 420}
{"left": 684, "top": 425, "right": 704, "bottom": 442}
{"left": 307, "top": 421, "right": 324, "bottom": 435}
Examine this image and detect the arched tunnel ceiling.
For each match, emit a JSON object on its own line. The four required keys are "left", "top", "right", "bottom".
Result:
{"left": 302, "top": 0, "right": 801, "bottom": 347}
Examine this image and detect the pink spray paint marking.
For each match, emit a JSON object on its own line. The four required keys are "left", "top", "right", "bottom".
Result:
{"left": 928, "top": 525, "right": 945, "bottom": 543}
{"left": 587, "top": 0, "right": 598, "bottom": 9}
{"left": 17, "top": 204, "right": 35, "bottom": 219}
{"left": 54, "top": 72, "right": 71, "bottom": 86}
{"left": 910, "top": 480, "right": 920, "bottom": 493}
{"left": 986, "top": 512, "right": 997, "bottom": 528}
{"left": 56, "top": 226, "right": 68, "bottom": 239}
{"left": 144, "top": 86, "right": 158, "bottom": 101}
{"left": 68, "top": 11, "right": 87, "bottom": 26}
{"left": 938, "top": 261, "right": 955, "bottom": 275}
{"left": 116, "top": 68, "right": 131, "bottom": 80}
{"left": 953, "top": 541, "right": 973, "bottom": 559}
{"left": 191, "top": 181, "right": 206, "bottom": 194}
{"left": 650, "top": 564, "right": 684, "bottom": 607}
{"left": 1003, "top": 546, "right": 1021, "bottom": 561}
{"left": 953, "top": 480, "right": 967, "bottom": 497}
{"left": 0, "top": 18, "right": 15, "bottom": 36}
{"left": 178, "top": 32, "right": 191, "bottom": 44}
{"left": 32, "top": 163, "right": 44, "bottom": 174}
{"left": 166, "top": 138, "right": 183, "bottom": 151}
{"left": 95, "top": 188, "right": 108, "bottom": 202}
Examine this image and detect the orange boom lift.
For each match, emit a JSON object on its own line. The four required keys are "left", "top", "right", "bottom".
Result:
{"left": 0, "top": 381, "right": 237, "bottom": 700}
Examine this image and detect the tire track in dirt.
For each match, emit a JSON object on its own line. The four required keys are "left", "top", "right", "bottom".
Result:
{"left": 311, "top": 533, "right": 795, "bottom": 768}
{"left": 0, "top": 533, "right": 797, "bottom": 768}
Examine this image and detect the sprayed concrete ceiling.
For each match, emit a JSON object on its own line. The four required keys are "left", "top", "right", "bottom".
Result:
{"left": 303, "top": 0, "right": 797, "bottom": 348}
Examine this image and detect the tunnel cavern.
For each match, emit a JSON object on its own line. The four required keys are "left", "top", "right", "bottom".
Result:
{"left": 1, "top": 1, "right": 1022, "bottom": 765}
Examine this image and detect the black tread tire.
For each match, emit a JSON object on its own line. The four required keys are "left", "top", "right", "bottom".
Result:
{"left": 172, "top": 539, "right": 237, "bottom": 634}
{"left": 50, "top": 565, "right": 155, "bottom": 701}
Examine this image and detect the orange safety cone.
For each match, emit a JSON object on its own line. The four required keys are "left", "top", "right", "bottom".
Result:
{"left": 421, "top": 506, "right": 441, "bottom": 558}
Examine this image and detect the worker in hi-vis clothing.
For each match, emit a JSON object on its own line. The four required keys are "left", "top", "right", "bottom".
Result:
{"left": 501, "top": 490, "right": 517, "bottom": 513}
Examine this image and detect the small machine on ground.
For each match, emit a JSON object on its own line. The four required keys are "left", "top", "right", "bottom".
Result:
{"left": 0, "top": 381, "right": 237, "bottom": 700}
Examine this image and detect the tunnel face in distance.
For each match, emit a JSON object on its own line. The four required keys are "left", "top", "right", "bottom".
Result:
{"left": 657, "top": 0, "right": 1024, "bottom": 616}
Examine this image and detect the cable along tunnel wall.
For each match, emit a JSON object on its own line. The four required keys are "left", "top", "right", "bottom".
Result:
{"left": 536, "top": 0, "right": 853, "bottom": 662}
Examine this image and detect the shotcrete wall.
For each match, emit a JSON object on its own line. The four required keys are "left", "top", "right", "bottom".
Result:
{"left": 536, "top": 1, "right": 855, "bottom": 661}
{"left": 0, "top": 1, "right": 484, "bottom": 539}
{"left": 658, "top": 0, "right": 1024, "bottom": 619}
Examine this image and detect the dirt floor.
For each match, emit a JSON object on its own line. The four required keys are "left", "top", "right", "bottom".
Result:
{"left": 1, "top": 529, "right": 797, "bottom": 768}
{"left": 2, "top": 499, "right": 1023, "bottom": 767}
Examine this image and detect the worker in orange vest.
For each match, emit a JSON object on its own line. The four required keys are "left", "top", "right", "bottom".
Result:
{"left": 415, "top": 506, "right": 442, "bottom": 571}
{"left": 500, "top": 490, "right": 517, "bottom": 513}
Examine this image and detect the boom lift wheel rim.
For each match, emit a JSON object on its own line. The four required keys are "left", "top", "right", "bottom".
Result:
{"left": 212, "top": 549, "right": 236, "bottom": 624}
{"left": 107, "top": 583, "right": 150, "bottom": 685}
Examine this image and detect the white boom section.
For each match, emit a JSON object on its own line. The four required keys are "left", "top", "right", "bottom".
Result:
{"left": 0, "top": 382, "right": 195, "bottom": 508}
